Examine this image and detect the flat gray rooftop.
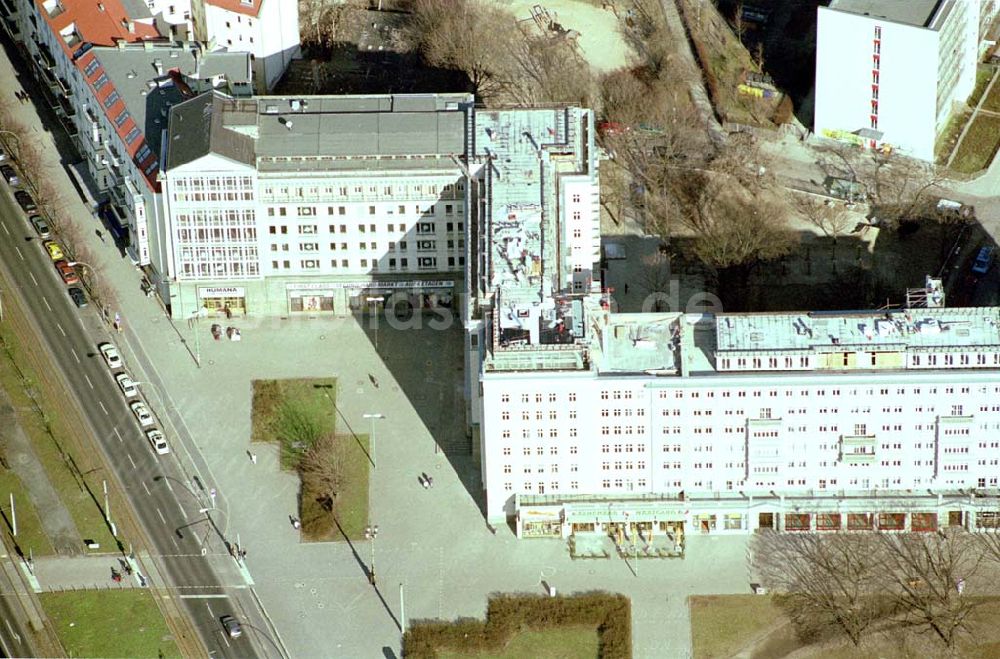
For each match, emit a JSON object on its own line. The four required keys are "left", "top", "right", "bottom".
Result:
{"left": 828, "top": 0, "right": 943, "bottom": 28}
{"left": 596, "top": 313, "right": 679, "bottom": 374}
{"left": 716, "top": 307, "right": 1000, "bottom": 353}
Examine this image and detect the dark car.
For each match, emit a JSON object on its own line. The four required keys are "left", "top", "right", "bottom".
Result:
{"left": 0, "top": 164, "right": 18, "bottom": 186}
{"left": 68, "top": 287, "right": 88, "bottom": 308}
{"left": 14, "top": 190, "right": 36, "bottom": 212}
{"left": 220, "top": 615, "right": 242, "bottom": 639}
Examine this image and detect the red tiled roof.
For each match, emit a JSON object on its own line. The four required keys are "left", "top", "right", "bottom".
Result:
{"left": 76, "top": 50, "right": 160, "bottom": 191}
{"left": 35, "top": 0, "right": 159, "bottom": 59}
{"left": 204, "top": 0, "right": 264, "bottom": 18}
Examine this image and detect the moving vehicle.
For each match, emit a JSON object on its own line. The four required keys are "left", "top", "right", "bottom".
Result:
{"left": 0, "top": 164, "right": 18, "bottom": 186}
{"left": 14, "top": 190, "right": 36, "bottom": 212}
{"left": 99, "top": 343, "right": 123, "bottom": 369}
{"left": 68, "top": 287, "right": 88, "bottom": 308}
{"left": 972, "top": 246, "right": 995, "bottom": 275}
{"left": 115, "top": 373, "right": 138, "bottom": 398}
{"left": 130, "top": 401, "right": 154, "bottom": 427}
{"left": 43, "top": 240, "right": 64, "bottom": 261}
{"left": 53, "top": 260, "right": 79, "bottom": 285}
{"left": 220, "top": 615, "right": 242, "bottom": 639}
{"left": 146, "top": 429, "right": 169, "bottom": 455}
{"left": 30, "top": 215, "right": 50, "bottom": 238}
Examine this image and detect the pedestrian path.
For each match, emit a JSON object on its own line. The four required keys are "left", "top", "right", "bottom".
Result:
{"left": 30, "top": 554, "right": 140, "bottom": 592}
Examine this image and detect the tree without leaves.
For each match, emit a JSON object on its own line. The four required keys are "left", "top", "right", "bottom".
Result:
{"left": 752, "top": 530, "right": 891, "bottom": 646}
{"left": 792, "top": 196, "right": 855, "bottom": 243}
{"left": 406, "top": 0, "right": 520, "bottom": 103}
{"left": 876, "top": 529, "right": 987, "bottom": 648}
{"left": 297, "top": 433, "right": 345, "bottom": 513}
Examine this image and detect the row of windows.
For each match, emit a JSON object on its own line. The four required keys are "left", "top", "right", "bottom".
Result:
{"left": 266, "top": 204, "right": 462, "bottom": 218}
{"left": 179, "top": 261, "right": 259, "bottom": 278}
{"left": 267, "top": 222, "right": 464, "bottom": 235}
{"left": 270, "top": 239, "right": 464, "bottom": 253}
{"left": 259, "top": 181, "right": 462, "bottom": 201}
{"left": 269, "top": 256, "right": 462, "bottom": 271}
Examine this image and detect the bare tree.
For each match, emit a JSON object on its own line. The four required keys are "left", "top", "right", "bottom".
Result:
{"left": 867, "top": 152, "right": 944, "bottom": 225}
{"left": 752, "top": 530, "right": 890, "bottom": 646}
{"left": 877, "top": 529, "right": 987, "bottom": 648}
{"left": 505, "top": 26, "right": 595, "bottom": 107}
{"left": 298, "top": 433, "right": 345, "bottom": 512}
{"left": 407, "top": 0, "right": 521, "bottom": 103}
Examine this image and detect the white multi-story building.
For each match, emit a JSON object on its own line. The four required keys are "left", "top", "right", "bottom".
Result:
{"left": 160, "top": 92, "right": 473, "bottom": 316}
{"left": 8, "top": 0, "right": 251, "bottom": 267}
{"left": 189, "top": 0, "right": 299, "bottom": 92}
{"left": 814, "top": 0, "right": 980, "bottom": 160}
{"left": 475, "top": 301, "right": 1000, "bottom": 538}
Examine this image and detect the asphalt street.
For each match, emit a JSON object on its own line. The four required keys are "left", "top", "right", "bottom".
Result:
{"left": 0, "top": 179, "right": 271, "bottom": 656}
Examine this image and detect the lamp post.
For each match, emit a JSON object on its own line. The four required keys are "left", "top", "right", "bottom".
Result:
{"left": 365, "top": 524, "right": 379, "bottom": 585}
{"left": 363, "top": 413, "right": 384, "bottom": 469}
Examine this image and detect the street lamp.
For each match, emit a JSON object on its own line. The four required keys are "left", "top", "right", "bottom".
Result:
{"left": 365, "top": 524, "right": 379, "bottom": 585}
{"left": 363, "top": 413, "right": 384, "bottom": 469}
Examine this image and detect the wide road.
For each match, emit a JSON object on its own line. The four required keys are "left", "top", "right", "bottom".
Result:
{"left": 0, "top": 181, "right": 273, "bottom": 656}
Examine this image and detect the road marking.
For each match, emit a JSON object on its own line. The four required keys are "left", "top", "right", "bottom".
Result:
{"left": 71, "top": 348, "right": 80, "bottom": 363}
{"left": 141, "top": 481, "right": 150, "bottom": 496}
{"left": 98, "top": 401, "right": 108, "bottom": 415}
{"left": 29, "top": 272, "right": 37, "bottom": 286}
{"left": 164, "top": 478, "right": 174, "bottom": 492}
{"left": 0, "top": 222, "right": 8, "bottom": 235}
{"left": 180, "top": 594, "right": 229, "bottom": 599}
{"left": 156, "top": 507, "right": 166, "bottom": 524}
{"left": 171, "top": 536, "right": 180, "bottom": 550}
{"left": 84, "top": 374, "right": 94, "bottom": 389}
{"left": 56, "top": 323, "right": 65, "bottom": 337}
{"left": 114, "top": 427, "right": 123, "bottom": 443}
{"left": 205, "top": 602, "right": 214, "bottom": 617}
{"left": 4, "top": 619, "right": 20, "bottom": 645}
{"left": 127, "top": 453, "right": 136, "bottom": 469}
{"left": 42, "top": 297, "right": 51, "bottom": 311}
{"left": 14, "top": 247, "right": 22, "bottom": 261}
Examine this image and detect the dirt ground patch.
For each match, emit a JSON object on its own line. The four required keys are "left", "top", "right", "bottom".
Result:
{"left": 501, "top": 0, "right": 636, "bottom": 73}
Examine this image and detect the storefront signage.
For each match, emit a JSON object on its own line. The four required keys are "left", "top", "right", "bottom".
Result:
{"left": 199, "top": 286, "right": 246, "bottom": 297}
{"left": 286, "top": 280, "right": 453, "bottom": 291}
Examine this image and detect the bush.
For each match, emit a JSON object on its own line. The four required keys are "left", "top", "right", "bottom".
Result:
{"left": 402, "top": 591, "right": 632, "bottom": 658}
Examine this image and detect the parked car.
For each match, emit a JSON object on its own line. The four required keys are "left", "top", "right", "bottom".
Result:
{"left": 42, "top": 240, "right": 64, "bottom": 261}
{"left": 99, "top": 343, "right": 123, "bottom": 369}
{"left": 14, "top": 190, "right": 36, "bottom": 212}
{"left": 972, "top": 246, "right": 995, "bottom": 275}
{"left": 130, "top": 401, "right": 154, "bottom": 427}
{"left": 53, "top": 260, "right": 79, "bottom": 285}
{"left": 220, "top": 615, "right": 242, "bottom": 639}
{"left": 0, "top": 146, "right": 7, "bottom": 162}
{"left": 30, "top": 215, "right": 50, "bottom": 238}
{"left": 0, "top": 164, "right": 18, "bottom": 186}
{"left": 67, "top": 286, "right": 88, "bottom": 308}
{"left": 146, "top": 429, "right": 169, "bottom": 455}
{"left": 115, "top": 373, "right": 138, "bottom": 398}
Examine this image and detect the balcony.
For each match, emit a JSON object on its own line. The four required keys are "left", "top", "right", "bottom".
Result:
{"left": 33, "top": 41, "right": 55, "bottom": 70}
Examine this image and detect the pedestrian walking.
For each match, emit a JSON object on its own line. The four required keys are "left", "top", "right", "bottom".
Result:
{"left": 250, "top": 452, "right": 257, "bottom": 465}
{"left": 95, "top": 229, "right": 104, "bottom": 242}
{"left": 623, "top": 283, "right": 629, "bottom": 295}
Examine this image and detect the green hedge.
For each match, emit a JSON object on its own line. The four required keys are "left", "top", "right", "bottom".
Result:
{"left": 402, "top": 591, "right": 631, "bottom": 658}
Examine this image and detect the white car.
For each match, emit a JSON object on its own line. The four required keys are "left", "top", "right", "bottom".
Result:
{"left": 146, "top": 429, "right": 169, "bottom": 455}
{"left": 115, "top": 373, "right": 138, "bottom": 398}
{"left": 130, "top": 401, "right": 154, "bottom": 427}
{"left": 99, "top": 343, "right": 123, "bottom": 369}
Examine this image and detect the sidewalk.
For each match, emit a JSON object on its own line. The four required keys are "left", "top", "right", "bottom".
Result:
{"left": 30, "top": 555, "right": 139, "bottom": 591}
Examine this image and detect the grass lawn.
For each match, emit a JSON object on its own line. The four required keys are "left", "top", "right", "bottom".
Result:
{"left": 970, "top": 65, "right": 996, "bottom": 108}
{"left": 951, "top": 114, "right": 1000, "bottom": 173}
{"left": 979, "top": 69, "right": 1000, "bottom": 113}
{"left": 438, "top": 626, "right": 600, "bottom": 659}
{"left": 0, "top": 303, "right": 117, "bottom": 554}
{"left": 251, "top": 378, "right": 369, "bottom": 541}
{"left": 0, "top": 471, "right": 53, "bottom": 557}
{"left": 689, "top": 595, "right": 786, "bottom": 659}
{"left": 40, "top": 590, "right": 180, "bottom": 658}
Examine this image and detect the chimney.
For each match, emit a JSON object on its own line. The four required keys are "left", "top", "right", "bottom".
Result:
{"left": 127, "top": 20, "right": 135, "bottom": 33}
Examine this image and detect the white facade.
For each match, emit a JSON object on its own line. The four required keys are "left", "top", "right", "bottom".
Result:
{"left": 191, "top": 0, "right": 300, "bottom": 92}
{"left": 814, "top": 0, "right": 979, "bottom": 160}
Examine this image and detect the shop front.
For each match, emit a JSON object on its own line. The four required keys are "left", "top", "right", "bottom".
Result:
{"left": 287, "top": 284, "right": 336, "bottom": 313}
{"left": 198, "top": 286, "right": 247, "bottom": 315}
{"left": 346, "top": 279, "right": 456, "bottom": 315}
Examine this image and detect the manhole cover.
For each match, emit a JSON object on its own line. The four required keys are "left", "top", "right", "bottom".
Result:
{"left": 319, "top": 335, "right": 326, "bottom": 340}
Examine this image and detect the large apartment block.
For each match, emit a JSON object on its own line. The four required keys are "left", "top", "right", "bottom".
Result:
{"left": 476, "top": 302, "right": 1000, "bottom": 538}
{"left": 814, "top": 0, "right": 981, "bottom": 160}
{"left": 161, "top": 92, "right": 474, "bottom": 316}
